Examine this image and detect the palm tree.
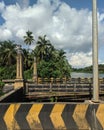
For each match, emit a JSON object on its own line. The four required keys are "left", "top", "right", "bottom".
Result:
{"left": 34, "top": 35, "right": 54, "bottom": 62}
{"left": 22, "top": 48, "right": 34, "bottom": 70}
{"left": 0, "top": 41, "right": 16, "bottom": 66}
{"left": 23, "top": 31, "right": 35, "bottom": 69}
{"left": 56, "top": 49, "right": 66, "bottom": 75}
{"left": 52, "top": 49, "right": 66, "bottom": 62}
{"left": 58, "top": 49, "right": 66, "bottom": 60}
{"left": 24, "top": 30, "right": 34, "bottom": 50}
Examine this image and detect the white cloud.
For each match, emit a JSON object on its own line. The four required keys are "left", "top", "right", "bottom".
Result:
{"left": 16, "top": 0, "right": 30, "bottom": 8}
{"left": 16, "top": 29, "right": 26, "bottom": 39}
{"left": 0, "top": 1, "right": 5, "bottom": 12}
{"left": 68, "top": 52, "right": 92, "bottom": 68}
{"left": 0, "top": 28, "right": 12, "bottom": 40}
{"left": 0, "top": 0, "right": 104, "bottom": 68}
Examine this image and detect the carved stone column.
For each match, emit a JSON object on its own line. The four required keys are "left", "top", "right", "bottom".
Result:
{"left": 33, "top": 57, "right": 37, "bottom": 83}
{"left": 14, "top": 45, "right": 24, "bottom": 89}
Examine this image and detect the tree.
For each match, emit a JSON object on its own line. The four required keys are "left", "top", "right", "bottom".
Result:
{"left": 37, "top": 60, "right": 61, "bottom": 78}
{"left": 33, "top": 35, "right": 71, "bottom": 78}
{"left": 23, "top": 30, "right": 35, "bottom": 70}
{"left": 0, "top": 41, "right": 16, "bottom": 66}
{"left": 24, "top": 30, "right": 34, "bottom": 50}
{"left": 52, "top": 49, "right": 71, "bottom": 78}
{"left": 34, "top": 35, "right": 54, "bottom": 62}
{"left": 23, "top": 48, "right": 34, "bottom": 70}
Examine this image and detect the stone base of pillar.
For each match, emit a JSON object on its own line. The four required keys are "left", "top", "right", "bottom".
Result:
{"left": 32, "top": 76, "right": 37, "bottom": 84}
{"left": 14, "top": 79, "right": 24, "bottom": 89}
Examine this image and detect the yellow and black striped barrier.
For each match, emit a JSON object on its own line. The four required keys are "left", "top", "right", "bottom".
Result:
{"left": 0, "top": 103, "right": 104, "bottom": 130}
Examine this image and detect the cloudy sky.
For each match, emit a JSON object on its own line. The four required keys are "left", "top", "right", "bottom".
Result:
{"left": 0, "top": 0, "right": 104, "bottom": 68}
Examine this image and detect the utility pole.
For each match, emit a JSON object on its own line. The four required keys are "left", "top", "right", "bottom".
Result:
{"left": 92, "top": 0, "right": 99, "bottom": 101}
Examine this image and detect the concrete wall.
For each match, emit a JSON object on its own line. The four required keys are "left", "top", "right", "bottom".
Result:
{"left": 0, "top": 88, "right": 24, "bottom": 103}
{"left": 0, "top": 103, "right": 104, "bottom": 130}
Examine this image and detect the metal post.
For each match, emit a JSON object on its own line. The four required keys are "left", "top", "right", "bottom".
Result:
{"left": 92, "top": 0, "right": 99, "bottom": 101}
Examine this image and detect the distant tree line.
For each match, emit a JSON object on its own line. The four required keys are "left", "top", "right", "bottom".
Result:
{"left": 72, "top": 64, "right": 104, "bottom": 73}
{"left": 0, "top": 31, "right": 72, "bottom": 80}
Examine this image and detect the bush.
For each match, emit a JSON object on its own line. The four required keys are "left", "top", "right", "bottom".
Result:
{"left": 24, "top": 69, "right": 33, "bottom": 79}
{"left": 0, "top": 65, "right": 16, "bottom": 80}
{"left": 0, "top": 81, "right": 4, "bottom": 95}
{"left": 0, "top": 81, "right": 4, "bottom": 88}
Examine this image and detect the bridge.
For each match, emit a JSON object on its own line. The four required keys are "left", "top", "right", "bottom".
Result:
{"left": 1, "top": 1, "right": 104, "bottom": 129}
{"left": 2, "top": 77, "right": 104, "bottom": 102}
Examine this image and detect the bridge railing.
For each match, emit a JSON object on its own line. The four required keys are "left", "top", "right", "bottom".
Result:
{"left": 2, "top": 78, "right": 104, "bottom": 95}
{"left": 24, "top": 77, "right": 104, "bottom": 97}
{"left": 36, "top": 77, "right": 94, "bottom": 84}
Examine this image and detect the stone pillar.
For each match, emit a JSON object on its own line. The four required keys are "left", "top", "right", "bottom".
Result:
{"left": 14, "top": 45, "right": 24, "bottom": 89}
{"left": 33, "top": 57, "right": 37, "bottom": 83}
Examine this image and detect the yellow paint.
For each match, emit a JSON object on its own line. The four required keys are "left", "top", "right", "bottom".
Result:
{"left": 96, "top": 104, "right": 104, "bottom": 128}
{"left": 4, "top": 104, "right": 20, "bottom": 130}
{"left": 26, "top": 104, "right": 43, "bottom": 130}
{"left": 73, "top": 104, "right": 90, "bottom": 129}
{"left": 50, "top": 104, "right": 66, "bottom": 129}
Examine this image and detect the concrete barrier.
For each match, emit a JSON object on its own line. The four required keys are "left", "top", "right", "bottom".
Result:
{"left": 0, "top": 103, "right": 104, "bottom": 130}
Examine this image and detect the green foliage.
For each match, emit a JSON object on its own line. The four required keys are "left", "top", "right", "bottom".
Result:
{"left": 37, "top": 59, "right": 71, "bottom": 78}
{"left": 34, "top": 35, "right": 71, "bottom": 78}
{"left": 24, "top": 30, "right": 34, "bottom": 46}
{"left": 50, "top": 97, "right": 54, "bottom": 102}
{"left": 99, "top": 64, "right": 104, "bottom": 73}
{"left": 38, "top": 60, "right": 59, "bottom": 78}
{"left": 0, "top": 81, "right": 4, "bottom": 95}
{"left": 72, "top": 64, "right": 104, "bottom": 73}
{"left": 24, "top": 69, "right": 33, "bottom": 80}
{"left": 49, "top": 97, "right": 57, "bottom": 102}
{"left": 0, "top": 81, "right": 4, "bottom": 88}
{"left": 0, "top": 65, "right": 16, "bottom": 80}
{"left": 0, "top": 36, "right": 72, "bottom": 80}
{"left": 0, "top": 40, "right": 16, "bottom": 66}
{"left": 34, "top": 35, "right": 54, "bottom": 62}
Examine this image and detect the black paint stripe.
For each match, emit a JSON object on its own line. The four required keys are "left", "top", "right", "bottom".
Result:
{"left": 86, "top": 104, "right": 103, "bottom": 130}
{"left": 15, "top": 104, "right": 32, "bottom": 130}
{"left": 62, "top": 104, "right": 78, "bottom": 129}
{"left": 0, "top": 104, "right": 10, "bottom": 130}
{"left": 39, "top": 104, "right": 54, "bottom": 130}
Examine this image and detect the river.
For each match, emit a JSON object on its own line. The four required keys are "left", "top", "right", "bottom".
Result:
{"left": 71, "top": 72, "right": 104, "bottom": 78}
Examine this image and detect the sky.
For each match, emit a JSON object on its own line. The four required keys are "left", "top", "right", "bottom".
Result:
{"left": 0, "top": 0, "right": 104, "bottom": 68}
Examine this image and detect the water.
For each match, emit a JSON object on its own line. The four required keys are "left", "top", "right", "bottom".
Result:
{"left": 71, "top": 72, "right": 104, "bottom": 78}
